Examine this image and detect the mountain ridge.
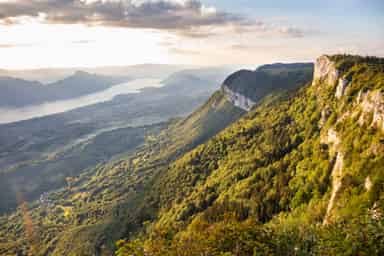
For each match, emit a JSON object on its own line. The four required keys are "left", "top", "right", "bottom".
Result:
{"left": 114, "top": 54, "right": 384, "bottom": 255}
{"left": 222, "top": 62, "right": 313, "bottom": 110}
{"left": 0, "top": 71, "right": 130, "bottom": 108}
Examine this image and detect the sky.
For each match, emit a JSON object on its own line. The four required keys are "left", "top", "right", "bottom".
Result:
{"left": 0, "top": 0, "right": 383, "bottom": 69}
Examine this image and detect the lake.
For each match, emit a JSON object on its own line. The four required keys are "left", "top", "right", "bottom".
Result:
{"left": 0, "top": 78, "right": 164, "bottom": 124}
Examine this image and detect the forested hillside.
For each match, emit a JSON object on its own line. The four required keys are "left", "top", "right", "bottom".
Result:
{"left": 116, "top": 55, "right": 384, "bottom": 255}
{"left": 1, "top": 55, "right": 383, "bottom": 256}
{"left": 0, "top": 67, "right": 227, "bottom": 215}
{"left": 0, "top": 62, "right": 313, "bottom": 255}
{"left": 222, "top": 62, "right": 313, "bottom": 110}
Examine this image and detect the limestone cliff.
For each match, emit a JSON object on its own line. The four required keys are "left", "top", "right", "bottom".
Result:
{"left": 222, "top": 85, "right": 256, "bottom": 111}
{"left": 222, "top": 63, "right": 313, "bottom": 111}
{"left": 335, "top": 78, "right": 350, "bottom": 99}
{"left": 315, "top": 55, "right": 384, "bottom": 224}
{"left": 312, "top": 55, "right": 340, "bottom": 86}
{"left": 358, "top": 90, "right": 384, "bottom": 132}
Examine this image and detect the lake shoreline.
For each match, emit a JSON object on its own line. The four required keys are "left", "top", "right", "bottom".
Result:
{"left": 0, "top": 78, "right": 164, "bottom": 124}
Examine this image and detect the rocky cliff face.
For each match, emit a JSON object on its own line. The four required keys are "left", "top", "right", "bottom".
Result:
{"left": 312, "top": 55, "right": 340, "bottom": 86}
{"left": 220, "top": 69, "right": 258, "bottom": 111}
{"left": 222, "top": 85, "right": 256, "bottom": 111}
{"left": 358, "top": 90, "right": 384, "bottom": 132}
{"left": 314, "top": 55, "right": 384, "bottom": 224}
{"left": 221, "top": 63, "right": 313, "bottom": 111}
{"left": 335, "top": 78, "right": 350, "bottom": 99}
{"left": 313, "top": 55, "right": 353, "bottom": 99}
{"left": 321, "top": 127, "right": 344, "bottom": 224}
{"left": 313, "top": 56, "right": 384, "bottom": 131}
{"left": 321, "top": 126, "right": 344, "bottom": 224}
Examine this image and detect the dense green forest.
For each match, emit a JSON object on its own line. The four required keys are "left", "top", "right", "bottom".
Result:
{"left": 115, "top": 55, "right": 384, "bottom": 255}
{"left": 0, "top": 55, "right": 383, "bottom": 255}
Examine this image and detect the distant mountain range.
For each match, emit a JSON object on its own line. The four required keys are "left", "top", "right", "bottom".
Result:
{"left": 0, "top": 64, "right": 193, "bottom": 84}
{"left": 0, "top": 71, "right": 129, "bottom": 107}
{"left": 0, "top": 65, "right": 236, "bottom": 109}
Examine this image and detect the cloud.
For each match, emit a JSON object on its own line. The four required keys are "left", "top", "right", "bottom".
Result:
{"left": 169, "top": 47, "right": 200, "bottom": 55}
{"left": 0, "top": 0, "right": 246, "bottom": 37}
{"left": 71, "top": 40, "right": 95, "bottom": 44}
{"left": 230, "top": 44, "right": 252, "bottom": 50}
{"left": 0, "top": 43, "right": 33, "bottom": 48}
{"left": 0, "top": 0, "right": 309, "bottom": 39}
{"left": 0, "top": 44, "right": 15, "bottom": 48}
{"left": 276, "top": 26, "right": 304, "bottom": 38}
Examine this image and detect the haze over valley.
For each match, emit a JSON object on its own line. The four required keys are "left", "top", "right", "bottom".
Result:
{"left": 0, "top": 78, "right": 162, "bottom": 124}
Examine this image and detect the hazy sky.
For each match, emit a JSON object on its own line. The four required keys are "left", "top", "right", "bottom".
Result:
{"left": 0, "top": 0, "right": 383, "bottom": 69}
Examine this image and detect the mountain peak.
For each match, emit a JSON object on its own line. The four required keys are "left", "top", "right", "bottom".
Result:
{"left": 73, "top": 70, "right": 93, "bottom": 77}
{"left": 221, "top": 63, "right": 313, "bottom": 111}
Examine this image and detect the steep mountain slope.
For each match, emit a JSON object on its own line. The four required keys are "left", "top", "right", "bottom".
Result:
{"left": 222, "top": 63, "right": 313, "bottom": 110}
{"left": 115, "top": 55, "right": 384, "bottom": 255}
{"left": 163, "top": 63, "right": 314, "bottom": 157}
{"left": 0, "top": 72, "right": 128, "bottom": 107}
{"left": 52, "top": 63, "right": 313, "bottom": 255}
{"left": 0, "top": 63, "right": 314, "bottom": 255}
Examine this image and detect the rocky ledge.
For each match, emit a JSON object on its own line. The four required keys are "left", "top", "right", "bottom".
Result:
{"left": 222, "top": 85, "right": 256, "bottom": 111}
{"left": 312, "top": 55, "right": 340, "bottom": 86}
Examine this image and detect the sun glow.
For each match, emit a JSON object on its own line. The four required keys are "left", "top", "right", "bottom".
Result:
{"left": 0, "top": 22, "right": 171, "bottom": 69}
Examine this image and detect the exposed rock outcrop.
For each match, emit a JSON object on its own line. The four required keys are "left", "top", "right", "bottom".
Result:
{"left": 323, "top": 152, "right": 344, "bottom": 225}
{"left": 365, "top": 176, "right": 373, "bottom": 191}
{"left": 356, "top": 89, "right": 368, "bottom": 104}
{"left": 371, "top": 202, "right": 383, "bottom": 220}
{"left": 358, "top": 90, "right": 384, "bottom": 132}
{"left": 222, "top": 85, "right": 256, "bottom": 111}
{"left": 320, "top": 107, "right": 332, "bottom": 127}
{"left": 313, "top": 55, "right": 340, "bottom": 86}
{"left": 221, "top": 63, "right": 313, "bottom": 111}
{"left": 335, "top": 78, "right": 349, "bottom": 99}
{"left": 316, "top": 57, "right": 384, "bottom": 224}
{"left": 321, "top": 128, "right": 341, "bottom": 156}
{"left": 321, "top": 127, "right": 345, "bottom": 225}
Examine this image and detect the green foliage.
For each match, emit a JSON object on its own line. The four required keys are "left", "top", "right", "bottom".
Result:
{"left": 0, "top": 87, "right": 244, "bottom": 255}
{"left": 223, "top": 63, "right": 313, "bottom": 103}
{"left": 116, "top": 239, "right": 145, "bottom": 256}
{"left": 2, "top": 55, "right": 384, "bottom": 255}
{"left": 115, "top": 55, "right": 384, "bottom": 255}
{"left": 116, "top": 213, "right": 384, "bottom": 256}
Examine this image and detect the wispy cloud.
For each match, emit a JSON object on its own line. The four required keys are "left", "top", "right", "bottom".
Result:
{"left": 0, "top": 43, "right": 33, "bottom": 48}
{"left": 0, "top": 0, "right": 307, "bottom": 38}
{"left": 169, "top": 47, "right": 200, "bottom": 55}
{"left": 230, "top": 44, "right": 252, "bottom": 50}
{"left": 0, "top": 44, "right": 15, "bottom": 48}
{"left": 71, "top": 40, "right": 95, "bottom": 44}
{"left": 277, "top": 26, "right": 304, "bottom": 38}
{"left": 0, "top": 0, "right": 245, "bottom": 36}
